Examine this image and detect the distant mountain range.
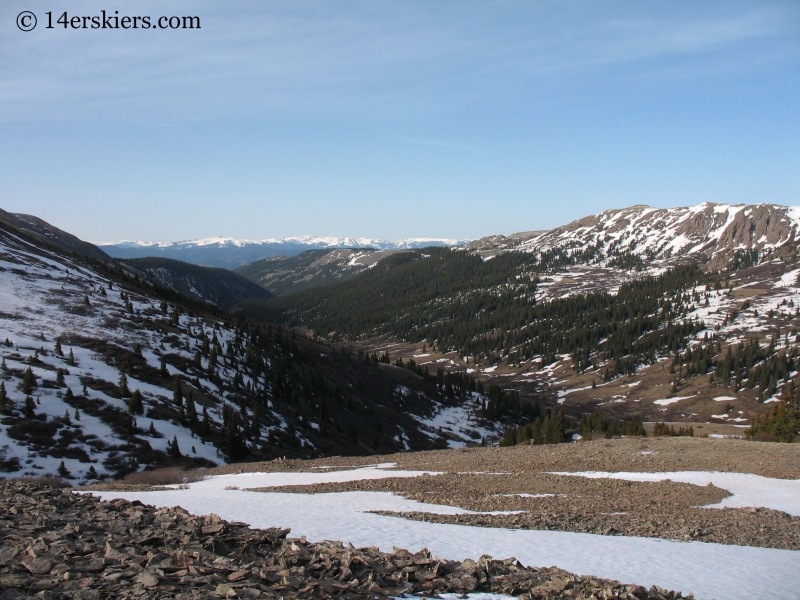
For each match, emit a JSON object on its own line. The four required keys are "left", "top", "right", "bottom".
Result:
{"left": 97, "top": 236, "right": 469, "bottom": 269}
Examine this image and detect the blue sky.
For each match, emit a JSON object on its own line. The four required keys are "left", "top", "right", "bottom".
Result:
{"left": 1, "top": 0, "right": 798, "bottom": 242}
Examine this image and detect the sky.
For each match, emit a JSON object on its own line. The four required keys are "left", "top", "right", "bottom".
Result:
{"left": 1, "top": 0, "right": 798, "bottom": 242}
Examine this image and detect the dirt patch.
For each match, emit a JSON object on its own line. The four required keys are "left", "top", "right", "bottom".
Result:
{"left": 207, "top": 437, "right": 800, "bottom": 479}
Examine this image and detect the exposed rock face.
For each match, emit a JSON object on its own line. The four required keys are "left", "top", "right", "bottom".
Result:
{"left": 467, "top": 203, "right": 800, "bottom": 268}
{"left": 0, "top": 482, "right": 689, "bottom": 599}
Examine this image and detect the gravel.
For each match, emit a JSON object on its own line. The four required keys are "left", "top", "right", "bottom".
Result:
{"left": 0, "top": 481, "right": 690, "bottom": 599}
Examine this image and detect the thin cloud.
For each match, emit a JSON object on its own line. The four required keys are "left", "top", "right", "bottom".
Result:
{"left": 0, "top": 1, "right": 796, "bottom": 123}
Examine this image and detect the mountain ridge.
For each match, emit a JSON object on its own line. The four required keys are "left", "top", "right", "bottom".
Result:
{"left": 467, "top": 202, "right": 800, "bottom": 269}
{"left": 97, "top": 236, "right": 469, "bottom": 269}
{"left": 122, "top": 257, "right": 272, "bottom": 310}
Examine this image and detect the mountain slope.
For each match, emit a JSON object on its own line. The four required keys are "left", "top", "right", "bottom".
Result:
{"left": 99, "top": 236, "right": 467, "bottom": 269}
{"left": 237, "top": 202, "right": 800, "bottom": 435}
{"left": 0, "top": 208, "right": 109, "bottom": 261}
{"left": 468, "top": 203, "right": 800, "bottom": 268}
{"left": 123, "top": 257, "right": 271, "bottom": 310}
{"left": 235, "top": 248, "right": 407, "bottom": 295}
{"left": 0, "top": 220, "right": 498, "bottom": 484}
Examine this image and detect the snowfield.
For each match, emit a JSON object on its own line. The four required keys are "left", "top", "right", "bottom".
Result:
{"left": 93, "top": 466, "right": 800, "bottom": 600}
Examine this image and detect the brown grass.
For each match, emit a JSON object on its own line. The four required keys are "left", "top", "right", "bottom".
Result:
{"left": 732, "top": 288, "right": 766, "bottom": 299}
{"left": 122, "top": 467, "right": 208, "bottom": 486}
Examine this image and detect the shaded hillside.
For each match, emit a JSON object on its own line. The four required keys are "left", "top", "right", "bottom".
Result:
{"left": 0, "top": 223, "right": 494, "bottom": 482}
{"left": 0, "top": 208, "right": 109, "bottom": 261}
{"left": 236, "top": 249, "right": 714, "bottom": 374}
{"left": 124, "top": 257, "right": 271, "bottom": 310}
{"left": 235, "top": 248, "right": 404, "bottom": 295}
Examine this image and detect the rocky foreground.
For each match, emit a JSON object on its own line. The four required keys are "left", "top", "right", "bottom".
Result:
{"left": 0, "top": 482, "right": 689, "bottom": 600}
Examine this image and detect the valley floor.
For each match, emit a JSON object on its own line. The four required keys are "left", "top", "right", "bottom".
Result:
{"left": 85, "top": 438, "right": 800, "bottom": 600}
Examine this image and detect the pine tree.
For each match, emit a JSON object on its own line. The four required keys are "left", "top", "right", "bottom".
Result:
{"left": 23, "top": 396, "right": 36, "bottom": 419}
{"left": 128, "top": 389, "right": 144, "bottom": 415}
{"left": 22, "top": 367, "right": 36, "bottom": 394}
{"left": 201, "top": 406, "right": 211, "bottom": 435}
{"left": 500, "top": 425, "right": 517, "bottom": 447}
{"left": 57, "top": 461, "right": 70, "bottom": 478}
{"left": 86, "top": 466, "right": 98, "bottom": 479}
{"left": 160, "top": 356, "right": 168, "bottom": 377}
{"left": 177, "top": 397, "right": 186, "bottom": 424}
{"left": 118, "top": 368, "right": 130, "bottom": 397}
{"left": 0, "top": 382, "right": 10, "bottom": 414}
{"left": 149, "top": 421, "right": 158, "bottom": 436}
{"left": 173, "top": 376, "right": 183, "bottom": 406}
{"left": 67, "top": 349, "right": 75, "bottom": 366}
{"left": 56, "top": 368, "right": 66, "bottom": 386}
{"left": 54, "top": 339, "right": 63, "bottom": 356}
{"left": 185, "top": 390, "right": 197, "bottom": 426}
{"left": 74, "top": 408, "right": 80, "bottom": 421}
{"left": 167, "top": 435, "right": 182, "bottom": 458}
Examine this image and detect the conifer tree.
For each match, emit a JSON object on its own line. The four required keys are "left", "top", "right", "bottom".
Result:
{"left": 86, "top": 466, "right": 98, "bottom": 479}
{"left": 23, "top": 396, "right": 36, "bottom": 419}
{"left": 185, "top": 390, "right": 197, "bottom": 426}
{"left": 57, "top": 461, "right": 70, "bottom": 478}
{"left": 173, "top": 376, "right": 183, "bottom": 406}
{"left": 118, "top": 368, "right": 130, "bottom": 397}
{"left": 56, "top": 368, "right": 66, "bottom": 387}
{"left": 67, "top": 348, "right": 76, "bottom": 366}
{"left": 0, "top": 382, "right": 10, "bottom": 414}
{"left": 177, "top": 397, "right": 186, "bottom": 425}
{"left": 201, "top": 406, "right": 211, "bottom": 435}
{"left": 22, "top": 367, "right": 36, "bottom": 394}
{"left": 128, "top": 389, "right": 144, "bottom": 415}
{"left": 54, "top": 339, "right": 63, "bottom": 356}
{"left": 167, "top": 435, "right": 182, "bottom": 458}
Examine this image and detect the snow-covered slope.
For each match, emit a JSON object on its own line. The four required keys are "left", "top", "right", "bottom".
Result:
{"left": 98, "top": 236, "right": 469, "bottom": 269}
{"left": 468, "top": 203, "right": 800, "bottom": 270}
{"left": 0, "top": 224, "right": 222, "bottom": 481}
{"left": 0, "top": 221, "right": 494, "bottom": 483}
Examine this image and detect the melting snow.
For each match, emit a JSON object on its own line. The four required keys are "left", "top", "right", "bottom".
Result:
{"left": 93, "top": 468, "right": 800, "bottom": 600}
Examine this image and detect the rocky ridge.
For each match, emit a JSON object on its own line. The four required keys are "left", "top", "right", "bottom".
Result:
{"left": 467, "top": 203, "right": 800, "bottom": 270}
{"left": 0, "top": 481, "right": 689, "bottom": 599}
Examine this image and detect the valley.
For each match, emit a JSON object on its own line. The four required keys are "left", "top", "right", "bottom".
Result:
{"left": 1, "top": 202, "right": 799, "bottom": 600}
